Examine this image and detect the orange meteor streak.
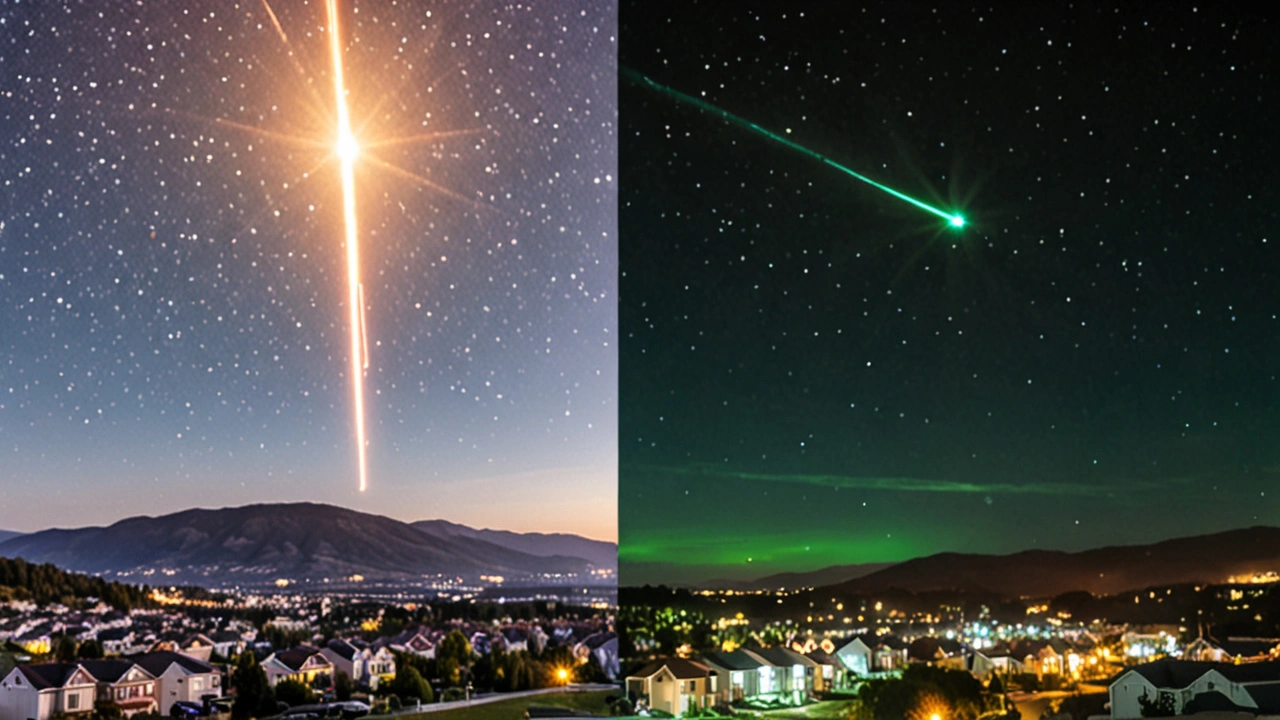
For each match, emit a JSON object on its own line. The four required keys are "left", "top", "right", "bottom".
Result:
{"left": 326, "top": 0, "right": 368, "bottom": 492}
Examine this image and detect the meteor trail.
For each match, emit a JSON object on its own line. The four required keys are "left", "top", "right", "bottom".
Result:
{"left": 326, "top": 0, "right": 369, "bottom": 492}
{"left": 622, "top": 67, "right": 966, "bottom": 229}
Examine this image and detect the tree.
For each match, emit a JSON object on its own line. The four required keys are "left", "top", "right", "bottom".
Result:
{"left": 53, "top": 636, "right": 78, "bottom": 662}
{"left": 387, "top": 666, "right": 434, "bottom": 704}
{"left": 77, "top": 640, "right": 105, "bottom": 659}
{"left": 91, "top": 700, "right": 124, "bottom": 720}
{"left": 273, "top": 679, "right": 316, "bottom": 708}
{"left": 231, "top": 652, "right": 275, "bottom": 720}
{"left": 436, "top": 630, "right": 472, "bottom": 686}
{"left": 1139, "top": 690, "right": 1176, "bottom": 718}
{"left": 333, "top": 671, "right": 355, "bottom": 702}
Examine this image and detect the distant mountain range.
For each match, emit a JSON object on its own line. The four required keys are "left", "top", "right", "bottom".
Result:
{"left": 0, "top": 503, "right": 615, "bottom": 587}
{"left": 411, "top": 519, "right": 616, "bottom": 571}
{"left": 827, "top": 526, "right": 1280, "bottom": 598}
{"left": 703, "top": 563, "right": 896, "bottom": 591}
{"left": 0, "top": 530, "right": 23, "bottom": 544}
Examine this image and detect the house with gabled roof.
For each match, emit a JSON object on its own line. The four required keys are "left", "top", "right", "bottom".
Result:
{"left": 835, "top": 636, "right": 874, "bottom": 676}
{"left": 805, "top": 649, "right": 844, "bottom": 692}
{"left": 384, "top": 627, "right": 435, "bottom": 659}
{"left": 79, "top": 660, "right": 159, "bottom": 717}
{"left": 1185, "top": 636, "right": 1280, "bottom": 664}
{"left": 320, "top": 639, "right": 394, "bottom": 691}
{"left": 574, "top": 631, "right": 619, "bottom": 681}
{"left": 134, "top": 650, "right": 222, "bottom": 716}
{"left": 1108, "top": 658, "right": 1280, "bottom": 719}
{"left": 177, "top": 633, "right": 216, "bottom": 662}
{"left": 625, "top": 658, "right": 717, "bottom": 716}
{"left": 262, "top": 645, "right": 333, "bottom": 688}
{"left": 0, "top": 663, "right": 98, "bottom": 720}
{"left": 701, "top": 649, "right": 764, "bottom": 702}
{"left": 748, "top": 646, "right": 818, "bottom": 701}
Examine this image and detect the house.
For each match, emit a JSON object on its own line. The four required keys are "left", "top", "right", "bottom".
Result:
{"left": 1185, "top": 636, "right": 1280, "bottom": 664}
{"left": 874, "top": 635, "right": 910, "bottom": 671}
{"left": 702, "top": 650, "right": 764, "bottom": 703}
{"left": 749, "top": 647, "right": 818, "bottom": 701}
{"left": 262, "top": 646, "right": 334, "bottom": 688}
{"left": 625, "top": 658, "right": 717, "bottom": 716}
{"left": 97, "top": 627, "right": 137, "bottom": 656}
{"left": 321, "top": 639, "right": 394, "bottom": 690}
{"left": 908, "top": 637, "right": 964, "bottom": 667}
{"left": 134, "top": 651, "right": 223, "bottom": 716}
{"left": 965, "top": 645, "right": 1028, "bottom": 679}
{"left": 178, "top": 633, "right": 216, "bottom": 662}
{"left": 79, "top": 660, "right": 159, "bottom": 717}
{"left": 834, "top": 636, "right": 874, "bottom": 676}
{"left": 1108, "top": 659, "right": 1280, "bottom": 719}
{"left": 574, "top": 631, "right": 619, "bottom": 680}
{"left": 384, "top": 627, "right": 435, "bottom": 659}
{"left": 0, "top": 663, "right": 98, "bottom": 720}
{"left": 805, "top": 649, "right": 844, "bottom": 692}
{"left": 208, "top": 630, "right": 248, "bottom": 659}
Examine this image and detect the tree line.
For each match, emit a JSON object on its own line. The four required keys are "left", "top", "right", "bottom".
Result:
{"left": 0, "top": 557, "right": 155, "bottom": 611}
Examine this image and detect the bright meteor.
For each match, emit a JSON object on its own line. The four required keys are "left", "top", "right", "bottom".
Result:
{"left": 326, "top": 0, "right": 369, "bottom": 493}
{"left": 622, "top": 67, "right": 966, "bottom": 229}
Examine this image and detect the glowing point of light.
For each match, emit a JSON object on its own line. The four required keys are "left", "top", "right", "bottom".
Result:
{"left": 327, "top": 0, "right": 368, "bottom": 493}
{"left": 623, "top": 67, "right": 967, "bottom": 228}
{"left": 337, "top": 128, "right": 359, "bottom": 164}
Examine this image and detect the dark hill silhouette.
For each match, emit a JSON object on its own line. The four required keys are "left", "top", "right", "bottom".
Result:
{"left": 411, "top": 519, "right": 616, "bottom": 571}
{"left": 0, "top": 502, "right": 597, "bottom": 586}
{"left": 829, "top": 526, "right": 1280, "bottom": 598}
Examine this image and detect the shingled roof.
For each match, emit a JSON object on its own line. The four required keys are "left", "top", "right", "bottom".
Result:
{"left": 628, "top": 657, "right": 712, "bottom": 680}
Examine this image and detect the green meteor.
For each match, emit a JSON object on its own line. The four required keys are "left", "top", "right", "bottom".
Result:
{"left": 623, "top": 66, "right": 966, "bottom": 228}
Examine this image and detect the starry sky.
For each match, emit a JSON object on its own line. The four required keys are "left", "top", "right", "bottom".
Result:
{"left": 619, "top": 1, "right": 1280, "bottom": 586}
{"left": 0, "top": 1, "right": 616, "bottom": 541}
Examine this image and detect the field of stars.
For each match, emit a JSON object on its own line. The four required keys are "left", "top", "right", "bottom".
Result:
{"left": 0, "top": 0, "right": 617, "bottom": 541}
{"left": 619, "top": 1, "right": 1280, "bottom": 586}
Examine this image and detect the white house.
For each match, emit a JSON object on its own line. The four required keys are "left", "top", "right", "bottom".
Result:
{"left": 835, "top": 636, "right": 873, "bottom": 676}
{"left": 625, "top": 658, "right": 716, "bottom": 716}
{"left": 1109, "top": 659, "right": 1280, "bottom": 719}
{"left": 701, "top": 650, "right": 763, "bottom": 703}
{"left": 0, "top": 663, "right": 98, "bottom": 720}
{"left": 135, "top": 651, "right": 222, "bottom": 716}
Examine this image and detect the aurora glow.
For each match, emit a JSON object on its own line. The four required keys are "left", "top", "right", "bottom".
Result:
{"left": 621, "top": 66, "right": 965, "bottom": 228}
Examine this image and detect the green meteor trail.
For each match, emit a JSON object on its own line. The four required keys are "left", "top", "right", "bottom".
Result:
{"left": 623, "top": 67, "right": 966, "bottom": 228}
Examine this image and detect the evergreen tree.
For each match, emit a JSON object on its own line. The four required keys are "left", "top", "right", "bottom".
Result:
{"left": 231, "top": 653, "right": 275, "bottom": 720}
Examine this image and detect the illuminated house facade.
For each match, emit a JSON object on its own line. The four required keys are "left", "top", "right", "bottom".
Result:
{"left": 750, "top": 646, "right": 817, "bottom": 702}
{"left": 701, "top": 650, "right": 763, "bottom": 702}
{"left": 625, "top": 658, "right": 717, "bottom": 716}
{"left": 262, "top": 646, "right": 334, "bottom": 688}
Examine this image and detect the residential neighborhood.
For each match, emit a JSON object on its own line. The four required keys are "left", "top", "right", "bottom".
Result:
{"left": 0, "top": 583, "right": 619, "bottom": 720}
{"left": 620, "top": 578, "right": 1280, "bottom": 718}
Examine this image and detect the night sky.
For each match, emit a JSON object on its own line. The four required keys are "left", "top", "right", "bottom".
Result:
{"left": 619, "top": 2, "right": 1280, "bottom": 586}
{"left": 1, "top": 1, "right": 616, "bottom": 540}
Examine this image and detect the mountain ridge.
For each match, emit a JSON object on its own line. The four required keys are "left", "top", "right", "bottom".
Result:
{"left": 0, "top": 502, "right": 612, "bottom": 587}
{"left": 828, "top": 525, "right": 1280, "bottom": 598}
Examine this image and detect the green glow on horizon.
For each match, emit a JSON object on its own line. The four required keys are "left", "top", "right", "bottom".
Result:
{"left": 623, "top": 66, "right": 966, "bottom": 229}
